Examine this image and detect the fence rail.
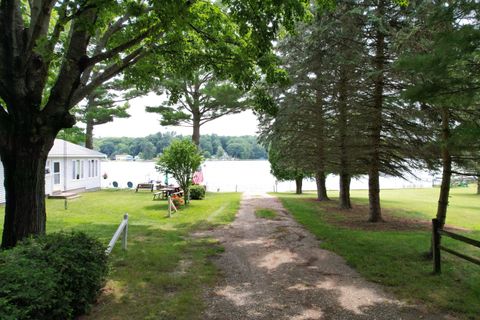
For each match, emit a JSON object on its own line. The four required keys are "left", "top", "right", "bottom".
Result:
{"left": 106, "top": 213, "right": 128, "bottom": 255}
{"left": 432, "top": 218, "right": 480, "bottom": 273}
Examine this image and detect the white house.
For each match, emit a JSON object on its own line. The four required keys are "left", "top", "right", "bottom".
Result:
{"left": 115, "top": 154, "right": 134, "bottom": 161}
{"left": 0, "top": 139, "right": 106, "bottom": 203}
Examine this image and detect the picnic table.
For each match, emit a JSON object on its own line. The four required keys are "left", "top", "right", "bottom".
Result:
{"left": 153, "top": 187, "right": 184, "bottom": 200}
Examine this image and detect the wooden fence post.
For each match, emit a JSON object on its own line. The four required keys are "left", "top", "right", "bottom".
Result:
{"left": 168, "top": 195, "right": 172, "bottom": 218}
{"left": 432, "top": 218, "right": 441, "bottom": 274}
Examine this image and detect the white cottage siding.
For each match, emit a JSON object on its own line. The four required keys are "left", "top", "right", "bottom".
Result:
{"left": 46, "top": 139, "right": 105, "bottom": 194}
{"left": 62, "top": 158, "right": 102, "bottom": 192}
{"left": 0, "top": 139, "right": 106, "bottom": 203}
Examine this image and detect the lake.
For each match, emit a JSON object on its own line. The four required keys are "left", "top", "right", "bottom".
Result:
{"left": 100, "top": 160, "right": 435, "bottom": 192}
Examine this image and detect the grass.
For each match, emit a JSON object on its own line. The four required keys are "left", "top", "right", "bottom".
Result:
{"left": 1, "top": 190, "right": 241, "bottom": 320}
{"left": 255, "top": 208, "right": 278, "bottom": 220}
{"left": 276, "top": 186, "right": 480, "bottom": 319}
{"left": 348, "top": 186, "right": 480, "bottom": 230}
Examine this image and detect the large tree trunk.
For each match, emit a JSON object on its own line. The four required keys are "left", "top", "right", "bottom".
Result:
{"left": 368, "top": 168, "right": 382, "bottom": 221}
{"left": 338, "top": 66, "right": 351, "bottom": 209}
{"left": 295, "top": 176, "right": 303, "bottom": 194}
{"left": 1, "top": 135, "right": 56, "bottom": 248}
{"left": 428, "top": 107, "right": 452, "bottom": 257}
{"left": 339, "top": 173, "right": 352, "bottom": 209}
{"left": 314, "top": 88, "right": 328, "bottom": 197}
{"left": 315, "top": 171, "right": 329, "bottom": 201}
{"left": 436, "top": 107, "right": 452, "bottom": 229}
{"left": 192, "top": 111, "right": 201, "bottom": 147}
{"left": 85, "top": 118, "right": 94, "bottom": 149}
{"left": 368, "top": 0, "right": 385, "bottom": 223}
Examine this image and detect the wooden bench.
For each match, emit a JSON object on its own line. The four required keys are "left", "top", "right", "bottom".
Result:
{"left": 136, "top": 183, "right": 154, "bottom": 192}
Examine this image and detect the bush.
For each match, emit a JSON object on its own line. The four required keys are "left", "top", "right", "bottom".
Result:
{"left": 0, "top": 232, "right": 108, "bottom": 320}
{"left": 189, "top": 185, "right": 206, "bottom": 200}
{"left": 0, "top": 240, "right": 67, "bottom": 320}
{"left": 40, "top": 232, "right": 109, "bottom": 316}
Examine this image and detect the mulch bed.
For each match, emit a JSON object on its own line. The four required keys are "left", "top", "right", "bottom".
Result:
{"left": 303, "top": 198, "right": 469, "bottom": 233}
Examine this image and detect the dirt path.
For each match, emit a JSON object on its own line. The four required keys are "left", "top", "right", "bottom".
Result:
{"left": 200, "top": 193, "right": 454, "bottom": 320}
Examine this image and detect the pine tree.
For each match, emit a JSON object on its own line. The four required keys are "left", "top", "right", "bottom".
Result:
{"left": 146, "top": 71, "right": 248, "bottom": 146}
{"left": 397, "top": 0, "right": 480, "bottom": 229}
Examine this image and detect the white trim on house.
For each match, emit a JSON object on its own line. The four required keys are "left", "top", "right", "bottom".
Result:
{"left": 0, "top": 139, "right": 106, "bottom": 204}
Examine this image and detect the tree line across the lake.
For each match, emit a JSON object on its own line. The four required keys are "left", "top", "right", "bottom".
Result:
{"left": 93, "top": 132, "right": 267, "bottom": 160}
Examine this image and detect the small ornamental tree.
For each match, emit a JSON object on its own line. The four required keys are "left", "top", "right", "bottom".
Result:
{"left": 156, "top": 140, "right": 203, "bottom": 204}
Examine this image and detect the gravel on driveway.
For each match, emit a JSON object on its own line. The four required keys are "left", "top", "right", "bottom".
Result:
{"left": 199, "top": 193, "right": 456, "bottom": 320}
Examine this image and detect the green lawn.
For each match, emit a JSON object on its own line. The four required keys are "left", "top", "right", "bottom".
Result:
{"left": 1, "top": 190, "right": 241, "bottom": 320}
{"left": 277, "top": 187, "right": 480, "bottom": 319}
{"left": 348, "top": 186, "right": 480, "bottom": 230}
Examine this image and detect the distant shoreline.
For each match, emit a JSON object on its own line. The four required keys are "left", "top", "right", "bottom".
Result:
{"left": 104, "top": 159, "right": 268, "bottom": 162}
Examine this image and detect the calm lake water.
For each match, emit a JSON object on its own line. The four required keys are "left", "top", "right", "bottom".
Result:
{"left": 101, "top": 160, "right": 435, "bottom": 192}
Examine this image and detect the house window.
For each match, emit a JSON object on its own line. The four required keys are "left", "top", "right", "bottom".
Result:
{"left": 80, "top": 160, "right": 84, "bottom": 179}
{"left": 72, "top": 160, "right": 82, "bottom": 180}
{"left": 94, "top": 160, "right": 98, "bottom": 176}
{"left": 72, "top": 160, "right": 76, "bottom": 179}
{"left": 90, "top": 160, "right": 95, "bottom": 177}
{"left": 53, "top": 162, "right": 61, "bottom": 185}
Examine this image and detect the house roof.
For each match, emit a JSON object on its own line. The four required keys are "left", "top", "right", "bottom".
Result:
{"left": 49, "top": 139, "right": 106, "bottom": 158}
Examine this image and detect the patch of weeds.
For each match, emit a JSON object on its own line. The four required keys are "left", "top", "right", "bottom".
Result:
{"left": 255, "top": 208, "right": 279, "bottom": 220}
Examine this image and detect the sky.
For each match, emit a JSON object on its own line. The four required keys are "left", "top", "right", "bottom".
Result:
{"left": 94, "top": 93, "right": 260, "bottom": 138}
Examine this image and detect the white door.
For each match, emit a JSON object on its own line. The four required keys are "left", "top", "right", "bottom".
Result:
{"left": 53, "top": 161, "right": 62, "bottom": 192}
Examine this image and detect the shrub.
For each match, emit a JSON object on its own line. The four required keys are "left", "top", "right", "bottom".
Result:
{"left": 0, "top": 232, "right": 108, "bottom": 320}
{"left": 189, "top": 185, "right": 206, "bottom": 200}
{"left": 39, "top": 232, "right": 109, "bottom": 317}
{"left": 0, "top": 240, "right": 67, "bottom": 320}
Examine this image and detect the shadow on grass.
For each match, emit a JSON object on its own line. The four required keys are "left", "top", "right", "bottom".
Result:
{"left": 142, "top": 204, "right": 169, "bottom": 212}
{"left": 80, "top": 223, "right": 223, "bottom": 320}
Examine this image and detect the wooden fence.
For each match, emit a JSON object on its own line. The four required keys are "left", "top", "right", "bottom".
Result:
{"left": 432, "top": 218, "right": 480, "bottom": 274}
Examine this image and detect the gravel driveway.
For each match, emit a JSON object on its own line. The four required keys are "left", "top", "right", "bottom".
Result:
{"left": 200, "top": 193, "right": 455, "bottom": 320}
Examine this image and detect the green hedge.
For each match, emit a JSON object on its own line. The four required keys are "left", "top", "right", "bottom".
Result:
{"left": 189, "top": 185, "right": 206, "bottom": 200}
{"left": 0, "top": 232, "right": 108, "bottom": 320}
